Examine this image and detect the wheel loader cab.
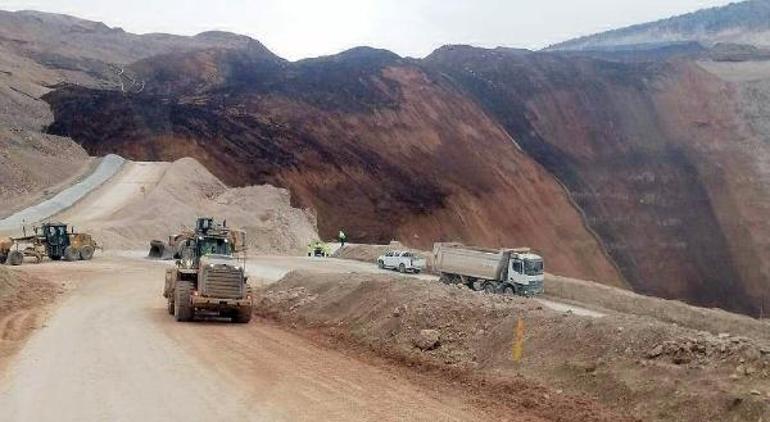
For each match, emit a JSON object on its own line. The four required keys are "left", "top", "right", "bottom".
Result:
{"left": 197, "top": 236, "right": 231, "bottom": 257}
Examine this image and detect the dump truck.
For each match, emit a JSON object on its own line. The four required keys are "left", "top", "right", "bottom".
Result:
{"left": 432, "top": 243, "right": 544, "bottom": 296}
{"left": 163, "top": 217, "right": 252, "bottom": 323}
{"left": 1, "top": 222, "right": 99, "bottom": 265}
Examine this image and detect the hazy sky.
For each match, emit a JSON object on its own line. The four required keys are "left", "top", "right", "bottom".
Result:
{"left": 1, "top": 0, "right": 736, "bottom": 60}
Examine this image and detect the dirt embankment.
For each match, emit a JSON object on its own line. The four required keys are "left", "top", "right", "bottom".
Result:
{"left": 546, "top": 274, "right": 770, "bottom": 342}
{"left": 0, "top": 266, "right": 61, "bottom": 369}
{"left": 0, "top": 129, "right": 92, "bottom": 220}
{"left": 256, "top": 271, "right": 770, "bottom": 422}
{"left": 335, "top": 242, "right": 430, "bottom": 263}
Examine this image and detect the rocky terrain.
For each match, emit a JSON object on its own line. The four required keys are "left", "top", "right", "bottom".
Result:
{"left": 257, "top": 270, "right": 770, "bottom": 422}
{"left": 0, "top": 5, "right": 769, "bottom": 317}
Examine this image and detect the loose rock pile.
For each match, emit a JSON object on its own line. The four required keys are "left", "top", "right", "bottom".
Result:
{"left": 646, "top": 331, "right": 770, "bottom": 373}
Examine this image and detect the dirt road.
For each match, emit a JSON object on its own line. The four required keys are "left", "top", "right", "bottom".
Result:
{"left": 0, "top": 256, "right": 500, "bottom": 422}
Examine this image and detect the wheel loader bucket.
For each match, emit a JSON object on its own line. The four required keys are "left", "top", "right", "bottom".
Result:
{"left": 149, "top": 240, "right": 172, "bottom": 260}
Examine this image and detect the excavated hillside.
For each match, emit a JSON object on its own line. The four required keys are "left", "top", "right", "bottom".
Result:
{"left": 4, "top": 9, "right": 769, "bottom": 315}
{"left": 42, "top": 46, "right": 622, "bottom": 286}
{"left": 424, "top": 45, "right": 770, "bottom": 315}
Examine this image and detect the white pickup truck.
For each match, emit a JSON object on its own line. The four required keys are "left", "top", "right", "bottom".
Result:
{"left": 377, "top": 250, "right": 426, "bottom": 274}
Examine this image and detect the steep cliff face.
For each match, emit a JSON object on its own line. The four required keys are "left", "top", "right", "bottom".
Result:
{"left": 424, "top": 46, "right": 770, "bottom": 314}
{"left": 42, "top": 46, "right": 624, "bottom": 286}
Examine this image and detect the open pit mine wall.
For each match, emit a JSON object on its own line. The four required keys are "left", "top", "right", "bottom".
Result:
{"left": 425, "top": 46, "right": 770, "bottom": 316}
{"left": 42, "top": 48, "right": 625, "bottom": 289}
{"left": 42, "top": 43, "right": 769, "bottom": 315}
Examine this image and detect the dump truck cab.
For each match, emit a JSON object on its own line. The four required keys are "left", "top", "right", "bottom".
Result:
{"left": 164, "top": 218, "right": 252, "bottom": 323}
{"left": 507, "top": 250, "right": 545, "bottom": 296}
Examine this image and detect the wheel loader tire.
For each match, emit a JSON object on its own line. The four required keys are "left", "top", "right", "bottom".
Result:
{"left": 233, "top": 306, "right": 252, "bottom": 323}
{"left": 6, "top": 251, "right": 23, "bottom": 266}
{"left": 79, "top": 245, "right": 95, "bottom": 261}
{"left": 174, "top": 280, "right": 194, "bottom": 322}
{"left": 64, "top": 246, "right": 79, "bottom": 262}
{"left": 399, "top": 263, "right": 406, "bottom": 273}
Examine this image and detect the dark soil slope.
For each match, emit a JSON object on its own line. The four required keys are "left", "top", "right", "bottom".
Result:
{"left": 43, "top": 46, "right": 623, "bottom": 286}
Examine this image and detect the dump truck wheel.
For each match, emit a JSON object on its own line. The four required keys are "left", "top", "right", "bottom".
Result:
{"left": 63, "top": 246, "right": 79, "bottom": 262}
{"left": 399, "top": 263, "right": 406, "bottom": 273}
{"left": 377, "top": 260, "right": 384, "bottom": 269}
{"left": 167, "top": 297, "right": 175, "bottom": 315}
{"left": 6, "top": 251, "right": 23, "bottom": 266}
{"left": 79, "top": 245, "right": 95, "bottom": 260}
{"left": 503, "top": 286, "right": 516, "bottom": 296}
{"left": 174, "top": 281, "right": 194, "bottom": 322}
{"left": 233, "top": 306, "right": 252, "bottom": 323}
{"left": 484, "top": 283, "right": 497, "bottom": 294}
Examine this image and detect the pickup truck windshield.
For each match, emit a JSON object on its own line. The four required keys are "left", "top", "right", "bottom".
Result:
{"left": 524, "top": 259, "right": 544, "bottom": 276}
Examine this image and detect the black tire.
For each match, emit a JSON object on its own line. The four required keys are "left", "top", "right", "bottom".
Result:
{"left": 471, "top": 279, "right": 485, "bottom": 291}
{"left": 167, "top": 297, "right": 175, "bottom": 315}
{"left": 6, "top": 251, "right": 23, "bottom": 266}
{"left": 79, "top": 245, "right": 95, "bottom": 260}
{"left": 174, "top": 280, "right": 194, "bottom": 322}
{"left": 233, "top": 306, "right": 252, "bottom": 323}
{"left": 377, "top": 260, "right": 385, "bottom": 269}
{"left": 484, "top": 283, "right": 497, "bottom": 294}
{"left": 63, "top": 246, "right": 79, "bottom": 262}
{"left": 399, "top": 263, "right": 406, "bottom": 273}
{"left": 503, "top": 286, "right": 516, "bottom": 296}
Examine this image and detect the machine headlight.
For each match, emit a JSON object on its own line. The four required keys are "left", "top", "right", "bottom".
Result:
{"left": 208, "top": 263, "right": 215, "bottom": 269}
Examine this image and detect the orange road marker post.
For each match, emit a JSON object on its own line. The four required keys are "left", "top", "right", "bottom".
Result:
{"left": 512, "top": 316, "right": 525, "bottom": 364}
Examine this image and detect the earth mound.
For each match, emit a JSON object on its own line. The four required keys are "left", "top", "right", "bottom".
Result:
{"left": 256, "top": 271, "right": 770, "bottom": 421}
{"left": 86, "top": 157, "right": 319, "bottom": 255}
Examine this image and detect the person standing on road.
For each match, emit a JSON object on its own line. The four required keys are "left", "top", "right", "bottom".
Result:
{"left": 338, "top": 230, "right": 347, "bottom": 247}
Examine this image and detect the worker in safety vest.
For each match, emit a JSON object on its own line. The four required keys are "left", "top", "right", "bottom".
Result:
{"left": 338, "top": 230, "right": 347, "bottom": 247}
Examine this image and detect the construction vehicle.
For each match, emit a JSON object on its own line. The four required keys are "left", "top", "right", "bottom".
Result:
{"left": 1, "top": 222, "right": 99, "bottom": 266}
{"left": 163, "top": 217, "right": 252, "bottom": 323}
{"left": 307, "top": 240, "right": 332, "bottom": 257}
{"left": 432, "top": 243, "right": 544, "bottom": 296}
{"left": 149, "top": 224, "right": 244, "bottom": 260}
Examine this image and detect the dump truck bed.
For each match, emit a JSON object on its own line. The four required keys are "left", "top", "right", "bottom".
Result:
{"left": 433, "top": 243, "right": 509, "bottom": 280}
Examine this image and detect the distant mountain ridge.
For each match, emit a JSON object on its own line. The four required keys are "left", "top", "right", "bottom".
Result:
{"left": 550, "top": 0, "right": 770, "bottom": 51}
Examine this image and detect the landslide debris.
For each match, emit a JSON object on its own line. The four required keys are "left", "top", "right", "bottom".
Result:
{"left": 256, "top": 271, "right": 770, "bottom": 422}
{"left": 85, "top": 157, "right": 319, "bottom": 255}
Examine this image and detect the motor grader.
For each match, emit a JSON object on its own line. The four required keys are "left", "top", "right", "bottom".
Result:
{"left": 1, "top": 222, "right": 99, "bottom": 265}
{"left": 163, "top": 218, "right": 252, "bottom": 323}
